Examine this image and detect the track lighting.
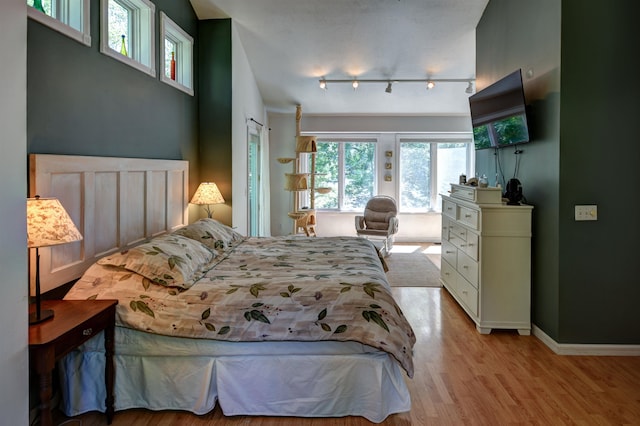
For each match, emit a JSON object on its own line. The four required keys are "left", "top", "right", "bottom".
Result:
{"left": 317, "top": 77, "right": 475, "bottom": 93}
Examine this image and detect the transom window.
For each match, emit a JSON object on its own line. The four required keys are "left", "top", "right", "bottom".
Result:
{"left": 313, "top": 138, "right": 377, "bottom": 211}
{"left": 398, "top": 137, "right": 473, "bottom": 212}
{"left": 100, "top": 0, "right": 155, "bottom": 77}
{"left": 27, "top": 0, "right": 91, "bottom": 46}
{"left": 160, "top": 12, "right": 194, "bottom": 96}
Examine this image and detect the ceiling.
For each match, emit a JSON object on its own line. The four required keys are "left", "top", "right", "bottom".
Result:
{"left": 189, "top": 0, "right": 489, "bottom": 116}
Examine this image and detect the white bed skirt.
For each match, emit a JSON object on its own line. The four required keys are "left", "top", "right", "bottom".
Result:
{"left": 58, "top": 329, "right": 411, "bottom": 423}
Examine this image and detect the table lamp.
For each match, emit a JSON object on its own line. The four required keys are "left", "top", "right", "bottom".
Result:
{"left": 190, "top": 182, "right": 225, "bottom": 218}
{"left": 27, "top": 196, "right": 83, "bottom": 324}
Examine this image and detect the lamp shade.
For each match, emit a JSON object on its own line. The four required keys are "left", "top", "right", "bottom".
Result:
{"left": 190, "top": 182, "right": 225, "bottom": 205}
{"left": 27, "top": 197, "right": 83, "bottom": 248}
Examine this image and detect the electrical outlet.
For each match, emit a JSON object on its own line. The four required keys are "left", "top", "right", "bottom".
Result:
{"left": 575, "top": 205, "right": 597, "bottom": 221}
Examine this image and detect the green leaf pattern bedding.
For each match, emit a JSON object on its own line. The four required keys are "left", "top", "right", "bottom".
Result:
{"left": 66, "top": 235, "right": 416, "bottom": 377}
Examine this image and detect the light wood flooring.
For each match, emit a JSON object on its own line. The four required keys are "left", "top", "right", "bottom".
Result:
{"left": 55, "top": 287, "right": 640, "bottom": 425}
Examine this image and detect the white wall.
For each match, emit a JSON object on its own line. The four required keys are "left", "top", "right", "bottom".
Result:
{"left": 231, "top": 22, "right": 269, "bottom": 235}
{"left": 267, "top": 113, "right": 472, "bottom": 241}
{"left": 0, "top": 0, "right": 29, "bottom": 424}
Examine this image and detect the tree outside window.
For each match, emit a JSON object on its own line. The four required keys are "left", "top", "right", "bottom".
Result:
{"left": 314, "top": 140, "right": 376, "bottom": 211}
{"left": 399, "top": 140, "right": 472, "bottom": 212}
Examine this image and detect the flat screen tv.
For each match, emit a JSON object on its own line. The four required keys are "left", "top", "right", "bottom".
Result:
{"left": 469, "top": 69, "right": 530, "bottom": 150}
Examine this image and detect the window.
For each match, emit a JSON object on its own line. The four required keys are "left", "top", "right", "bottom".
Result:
{"left": 100, "top": 0, "right": 155, "bottom": 77}
{"left": 398, "top": 137, "right": 473, "bottom": 212}
{"left": 27, "top": 0, "right": 91, "bottom": 46}
{"left": 160, "top": 12, "right": 194, "bottom": 95}
{"left": 314, "top": 138, "right": 377, "bottom": 211}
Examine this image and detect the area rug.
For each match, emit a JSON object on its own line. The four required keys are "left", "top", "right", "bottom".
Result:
{"left": 384, "top": 243, "right": 442, "bottom": 287}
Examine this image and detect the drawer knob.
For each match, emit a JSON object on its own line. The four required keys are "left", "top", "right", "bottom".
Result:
{"left": 82, "top": 328, "right": 93, "bottom": 336}
{"left": 463, "top": 265, "right": 468, "bottom": 269}
{"left": 446, "top": 250, "right": 454, "bottom": 254}
{"left": 465, "top": 214, "right": 472, "bottom": 218}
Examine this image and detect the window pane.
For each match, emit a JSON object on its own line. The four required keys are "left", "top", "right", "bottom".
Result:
{"left": 28, "top": 0, "right": 53, "bottom": 16}
{"left": 437, "top": 143, "right": 469, "bottom": 210}
{"left": 315, "top": 142, "right": 339, "bottom": 209}
{"left": 164, "top": 38, "right": 177, "bottom": 79}
{"left": 108, "top": 1, "right": 130, "bottom": 54}
{"left": 399, "top": 142, "right": 431, "bottom": 211}
{"left": 343, "top": 142, "right": 375, "bottom": 210}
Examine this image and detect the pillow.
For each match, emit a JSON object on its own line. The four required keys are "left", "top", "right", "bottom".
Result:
{"left": 97, "top": 234, "right": 214, "bottom": 288}
{"left": 173, "top": 218, "right": 245, "bottom": 252}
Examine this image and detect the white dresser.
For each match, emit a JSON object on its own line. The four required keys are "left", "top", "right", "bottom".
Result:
{"left": 440, "top": 184, "right": 533, "bottom": 335}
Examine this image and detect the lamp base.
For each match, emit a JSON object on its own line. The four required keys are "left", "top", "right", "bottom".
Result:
{"left": 29, "top": 308, "right": 54, "bottom": 325}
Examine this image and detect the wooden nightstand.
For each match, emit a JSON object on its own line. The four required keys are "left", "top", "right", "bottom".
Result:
{"left": 29, "top": 299, "right": 118, "bottom": 426}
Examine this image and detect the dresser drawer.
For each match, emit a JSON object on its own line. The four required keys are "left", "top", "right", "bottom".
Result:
{"left": 450, "top": 185, "right": 477, "bottom": 201}
{"left": 457, "top": 276, "right": 478, "bottom": 317}
{"left": 441, "top": 239, "right": 458, "bottom": 268}
{"left": 460, "top": 231, "right": 479, "bottom": 260}
{"left": 459, "top": 206, "right": 479, "bottom": 230}
{"left": 442, "top": 199, "right": 457, "bottom": 219}
{"left": 457, "top": 250, "right": 478, "bottom": 288}
{"left": 441, "top": 216, "right": 452, "bottom": 242}
{"left": 450, "top": 223, "right": 468, "bottom": 242}
{"left": 450, "top": 184, "right": 502, "bottom": 204}
{"left": 440, "top": 258, "right": 456, "bottom": 288}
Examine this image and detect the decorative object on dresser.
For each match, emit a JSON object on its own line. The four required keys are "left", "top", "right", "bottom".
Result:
{"left": 190, "top": 182, "right": 225, "bottom": 218}
{"left": 441, "top": 183, "right": 533, "bottom": 335}
{"left": 26, "top": 196, "right": 83, "bottom": 324}
{"left": 29, "top": 299, "right": 118, "bottom": 426}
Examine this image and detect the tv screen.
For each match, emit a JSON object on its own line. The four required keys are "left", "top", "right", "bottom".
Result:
{"left": 469, "top": 69, "right": 530, "bottom": 150}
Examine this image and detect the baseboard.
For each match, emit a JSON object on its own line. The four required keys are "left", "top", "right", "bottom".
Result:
{"left": 532, "top": 324, "right": 640, "bottom": 356}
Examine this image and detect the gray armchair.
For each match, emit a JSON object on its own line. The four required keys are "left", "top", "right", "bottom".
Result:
{"left": 355, "top": 195, "right": 399, "bottom": 256}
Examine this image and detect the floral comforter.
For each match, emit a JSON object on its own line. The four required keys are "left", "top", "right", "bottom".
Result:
{"left": 65, "top": 236, "right": 416, "bottom": 377}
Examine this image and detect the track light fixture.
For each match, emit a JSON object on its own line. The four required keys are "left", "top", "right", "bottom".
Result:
{"left": 317, "top": 77, "right": 475, "bottom": 94}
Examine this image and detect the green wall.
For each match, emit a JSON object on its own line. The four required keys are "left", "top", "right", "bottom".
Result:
{"left": 27, "top": 0, "right": 200, "bottom": 192}
{"left": 197, "top": 19, "right": 233, "bottom": 226}
{"left": 558, "top": 1, "right": 640, "bottom": 343}
{"left": 477, "top": 0, "right": 640, "bottom": 344}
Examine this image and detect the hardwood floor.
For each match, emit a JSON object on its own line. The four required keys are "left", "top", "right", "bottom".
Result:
{"left": 55, "top": 287, "right": 640, "bottom": 425}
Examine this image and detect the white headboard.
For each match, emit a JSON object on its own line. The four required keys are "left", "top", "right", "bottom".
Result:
{"left": 29, "top": 154, "right": 189, "bottom": 293}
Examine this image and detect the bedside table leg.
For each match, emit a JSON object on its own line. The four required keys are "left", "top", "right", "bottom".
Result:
{"left": 104, "top": 319, "right": 116, "bottom": 424}
{"left": 37, "top": 370, "right": 53, "bottom": 426}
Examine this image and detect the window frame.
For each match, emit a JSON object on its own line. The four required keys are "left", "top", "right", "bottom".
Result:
{"left": 313, "top": 136, "right": 378, "bottom": 212}
{"left": 100, "top": 0, "right": 156, "bottom": 78}
{"left": 159, "top": 12, "right": 194, "bottom": 96}
{"left": 396, "top": 134, "right": 474, "bottom": 213}
{"left": 27, "top": 0, "right": 91, "bottom": 46}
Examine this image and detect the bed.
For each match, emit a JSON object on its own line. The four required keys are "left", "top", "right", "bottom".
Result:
{"left": 29, "top": 155, "right": 415, "bottom": 423}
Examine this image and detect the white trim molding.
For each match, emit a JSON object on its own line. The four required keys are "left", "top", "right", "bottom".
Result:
{"left": 533, "top": 325, "right": 640, "bottom": 356}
